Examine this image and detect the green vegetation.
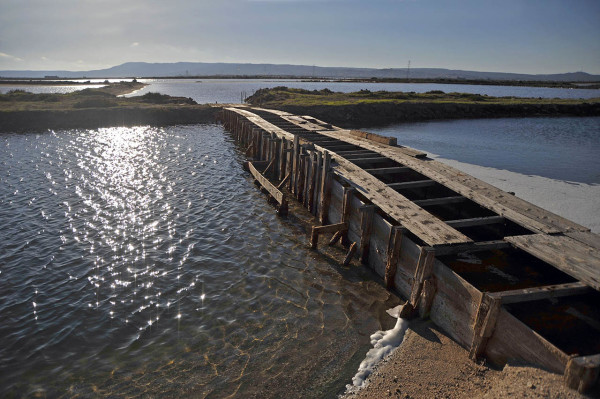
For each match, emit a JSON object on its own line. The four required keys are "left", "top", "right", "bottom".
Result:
{"left": 0, "top": 82, "right": 198, "bottom": 112}
{"left": 245, "top": 87, "right": 600, "bottom": 128}
{"left": 0, "top": 82, "right": 217, "bottom": 132}
{"left": 246, "top": 86, "right": 600, "bottom": 108}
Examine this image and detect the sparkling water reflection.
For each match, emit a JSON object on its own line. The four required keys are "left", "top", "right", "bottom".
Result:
{"left": 0, "top": 125, "right": 398, "bottom": 397}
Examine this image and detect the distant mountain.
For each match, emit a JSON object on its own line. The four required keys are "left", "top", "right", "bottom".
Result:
{"left": 1, "top": 62, "right": 599, "bottom": 81}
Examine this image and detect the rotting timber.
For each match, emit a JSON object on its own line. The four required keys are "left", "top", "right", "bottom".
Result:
{"left": 217, "top": 106, "right": 600, "bottom": 393}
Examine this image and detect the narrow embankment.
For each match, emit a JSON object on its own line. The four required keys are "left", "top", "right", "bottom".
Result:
{"left": 0, "top": 106, "right": 219, "bottom": 132}
{"left": 245, "top": 87, "right": 600, "bottom": 128}
{"left": 272, "top": 102, "right": 600, "bottom": 128}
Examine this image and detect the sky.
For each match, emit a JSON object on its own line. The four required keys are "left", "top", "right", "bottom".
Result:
{"left": 0, "top": 0, "right": 599, "bottom": 74}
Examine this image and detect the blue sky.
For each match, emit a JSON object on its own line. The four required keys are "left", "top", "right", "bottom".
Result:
{"left": 1, "top": 0, "right": 599, "bottom": 74}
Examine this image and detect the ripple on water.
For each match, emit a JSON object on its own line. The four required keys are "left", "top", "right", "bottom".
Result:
{"left": 0, "top": 125, "right": 399, "bottom": 397}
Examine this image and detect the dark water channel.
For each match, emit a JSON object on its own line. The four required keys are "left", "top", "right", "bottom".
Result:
{"left": 0, "top": 125, "right": 398, "bottom": 397}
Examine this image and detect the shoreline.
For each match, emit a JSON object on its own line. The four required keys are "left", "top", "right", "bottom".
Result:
{"left": 342, "top": 318, "right": 595, "bottom": 399}
{"left": 0, "top": 82, "right": 220, "bottom": 132}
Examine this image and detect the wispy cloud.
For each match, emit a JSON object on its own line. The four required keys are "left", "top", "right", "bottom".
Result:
{"left": 0, "top": 52, "right": 23, "bottom": 61}
{"left": 130, "top": 42, "right": 140, "bottom": 47}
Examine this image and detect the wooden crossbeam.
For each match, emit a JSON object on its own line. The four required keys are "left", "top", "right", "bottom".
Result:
{"left": 319, "top": 144, "right": 358, "bottom": 151}
{"left": 310, "top": 222, "right": 348, "bottom": 249}
{"left": 432, "top": 240, "right": 511, "bottom": 256}
{"left": 335, "top": 150, "right": 377, "bottom": 156}
{"left": 490, "top": 282, "right": 590, "bottom": 304}
{"left": 388, "top": 180, "right": 436, "bottom": 190}
{"left": 445, "top": 215, "right": 505, "bottom": 229}
{"left": 364, "top": 166, "right": 411, "bottom": 175}
{"left": 413, "top": 196, "right": 467, "bottom": 207}
{"left": 349, "top": 157, "right": 392, "bottom": 165}
{"left": 248, "top": 162, "right": 288, "bottom": 215}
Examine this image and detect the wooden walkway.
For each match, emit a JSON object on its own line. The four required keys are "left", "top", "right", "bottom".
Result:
{"left": 218, "top": 106, "right": 600, "bottom": 393}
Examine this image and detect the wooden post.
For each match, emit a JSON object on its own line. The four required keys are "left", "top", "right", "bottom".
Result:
{"left": 307, "top": 153, "right": 317, "bottom": 214}
{"left": 418, "top": 278, "right": 437, "bottom": 319}
{"left": 297, "top": 153, "right": 307, "bottom": 202}
{"left": 564, "top": 354, "right": 600, "bottom": 393}
{"left": 409, "top": 247, "right": 437, "bottom": 307}
{"left": 343, "top": 242, "right": 358, "bottom": 266}
{"left": 341, "top": 187, "right": 356, "bottom": 246}
{"left": 291, "top": 135, "right": 300, "bottom": 194}
{"left": 278, "top": 139, "right": 286, "bottom": 181}
{"left": 312, "top": 152, "right": 323, "bottom": 216}
{"left": 384, "top": 226, "right": 406, "bottom": 290}
{"left": 359, "top": 205, "right": 375, "bottom": 264}
{"left": 318, "top": 151, "right": 332, "bottom": 225}
{"left": 469, "top": 293, "right": 502, "bottom": 361}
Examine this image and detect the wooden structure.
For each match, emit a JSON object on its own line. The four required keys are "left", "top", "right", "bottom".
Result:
{"left": 218, "top": 106, "right": 600, "bottom": 393}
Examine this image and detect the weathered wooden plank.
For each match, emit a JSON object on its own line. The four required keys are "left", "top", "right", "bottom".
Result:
{"left": 333, "top": 157, "right": 472, "bottom": 247}
{"left": 388, "top": 180, "right": 436, "bottom": 190}
{"left": 359, "top": 205, "right": 376, "bottom": 263}
{"left": 248, "top": 161, "right": 288, "bottom": 215}
{"left": 385, "top": 226, "right": 406, "bottom": 289}
{"left": 445, "top": 215, "right": 505, "bottom": 228}
{"left": 564, "top": 354, "right": 600, "bottom": 393}
{"left": 349, "top": 129, "right": 397, "bottom": 146}
{"left": 364, "top": 166, "right": 412, "bottom": 175}
{"left": 469, "top": 294, "right": 502, "bottom": 360}
{"left": 485, "top": 310, "right": 568, "bottom": 374}
{"left": 348, "top": 157, "right": 392, "bottom": 165}
{"left": 490, "top": 282, "right": 591, "bottom": 304}
{"left": 566, "top": 231, "right": 600, "bottom": 251}
{"left": 413, "top": 196, "right": 466, "bottom": 207}
{"left": 343, "top": 242, "right": 358, "bottom": 266}
{"left": 505, "top": 234, "right": 600, "bottom": 291}
{"left": 432, "top": 240, "right": 511, "bottom": 256}
{"left": 310, "top": 222, "right": 348, "bottom": 249}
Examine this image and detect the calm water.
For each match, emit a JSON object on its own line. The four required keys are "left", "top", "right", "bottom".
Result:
{"left": 366, "top": 117, "right": 600, "bottom": 184}
{"left": 0, "top": 85, "right": 106, "bottom": 94}
{"left": 3, "top": 78, "right": 598, "bottom": 100}
{"left": 123, "top": 79, "right": 600, "bottom": 103}
{"left": 0, "top": 125, "right": 398, "bottom": 397}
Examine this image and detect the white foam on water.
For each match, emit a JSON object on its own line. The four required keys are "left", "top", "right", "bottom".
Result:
{"left": 345, "top": 305, "right": 409, "bottom": 393}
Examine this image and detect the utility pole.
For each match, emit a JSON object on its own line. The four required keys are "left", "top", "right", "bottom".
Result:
{"left": 406, "top": 60, "right": 411, "bottom": 81}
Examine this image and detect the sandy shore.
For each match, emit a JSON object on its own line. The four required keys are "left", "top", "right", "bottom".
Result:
{"left": 342, "top": 319, "right": 597, "bottom": 399}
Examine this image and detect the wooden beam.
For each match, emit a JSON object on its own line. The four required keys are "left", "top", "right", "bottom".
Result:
{"left": 413, "top": 196, "right": 467, "bottom": 207}
{"left": 359, "top": 205, "right": 376, "bottom": 264}
{"left": 432, "top": 240, "right": 511, "bottom": 256}
{"left": 564, "top": 354, "right": 600, "bottom": 393}
{"left": 364, "top": 166, "right": 412, "bottom": 175}
{"left": 248, "top": 161, "right": 288, "bottom": 215}
{"left": 319, "top": 144, "right": 358, "bottom": 151}
{"left": 343, "top": 242, "right": 358, "bottom": 266}
{"left": 310, "top": 222, "right": 348, "bottom": 249}
{"left": 445, "top": 215, "right": 505, "bottom": 229}
{"left": 388, "top": 180, "right": 436, "bottom": 190}
{"left": 335, "top": 150, "right": 377, "bottom": 156}
{"left": 409, "top": 247, "right": 436, "bottom": 308}
{"left": 318, "top": 152, "right": 332, "bottom": 224}
{"left": 490, "top": 282, "right": 590, "bottom": 305}
{"left": 348, "top": 157, "right": 391, "bottom": 165}
{"left": 385, "top": 226, "right": 406, "bottom": 290}
{"left": 469, "top": 293, "right": 502, "bottom": 360}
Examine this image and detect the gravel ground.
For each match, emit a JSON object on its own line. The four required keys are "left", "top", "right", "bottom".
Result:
{"left": 342, "top": 319, "right": 599, "bottom": 399}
